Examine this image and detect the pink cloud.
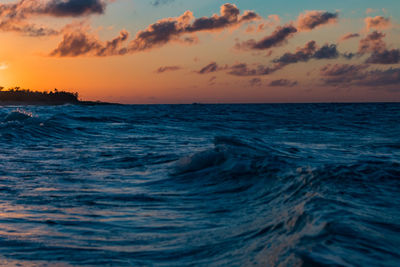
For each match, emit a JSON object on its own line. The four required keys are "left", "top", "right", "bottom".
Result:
{"left": 365, "top": 16, "right": 391, "bottom": 31}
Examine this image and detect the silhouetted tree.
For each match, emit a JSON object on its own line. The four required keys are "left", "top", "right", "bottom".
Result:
{"left": 0, "top": 87, "right": 79, "bottom": 104}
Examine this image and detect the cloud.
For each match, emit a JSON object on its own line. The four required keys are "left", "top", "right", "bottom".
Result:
{"left": 313, "top": 44, "right": 339, "bottom": 59}
{"left": 155, "top": 65, "right": 182, "bottom": 73}
{"left": 249, "top": 78, "right": 262, "bottom": 87}
{"left": 151, "top": 0, "right": 174, "bottom": 7}
{"left": 195, "top": 38, "right": 344, "bottom": 79}
{"left": 184, "top": 4, "right": 259, "bottom": 33}
{"left": 366, "top": 49, "right": 400, "bottom": 64}
{"left": 198, "top": 62, "right": 219, "bottom": 74}
{"left": 355, "top": 31, "right": 400, "bottom": 64}
{"left": 236, "top": 11, "right": 338, "bottom": 52}
{"left": 0, "top": 0, "right": 106, "bottom": 18}
{"left": 297, "top": 10, "right": 338, "bottom": 31}
{"left": 0, "top": 21, "right": 59, "bottom": 36}
{"left": 358, "top": 31, "right": 386, "bottom": 54}
{"left": 268, "top": 79, "right": 298, "bottom": 87}
{"left": 0, "top": 0, "right": 109, "bottom": 36}
{"left": 235, "top": 25, "right": 297, "bottom": 51}
{"left": 196, "top": 61, "right": 283, "bottom": 77}
{"left": 357, "top": 68, "right": 400, "bottom": 87}
{"left": 273, "top": 41, "right": 317, "bottom": 65}
{"left": 365, "top": 16, "right": 391, "bottom": 31}
{"left": 228, "top": 63, "right": 279, "bottom": 76}
{"left": 50, "top": 29, "right": 129, "bottom": 57}
{"left": 320, "top": 63, "right": 400, "bottom": 88}
{"left": 320, "top": 64, "right": 370, "bottom": 85}
{"left": 50, "top": 3, "right": 260, "bottom": 56}
{"left": 251, "top": 15, "right": 281, "bottom": 33}
{"left": 43, "top": 0, "right": 106, "bottom": 17}
{"left": 208, "top": 76, "right": 217, "bottom": 85}
{"left": 273, "top": 41, "right": 339, "bottom": 67}
{"left": 225, "top": 41, "right": 341, "bottom": 77}
{"left": 125, "top": 11, "right": 196, "bottom": 52}
{"left": 321, "top": 64, "right": 369, "bottom": 77}
{"left": 197, "top": 62, "right": 229, "bottom": 74}
{"left": 340, "top": 33, "right": 360, "bottom": 41}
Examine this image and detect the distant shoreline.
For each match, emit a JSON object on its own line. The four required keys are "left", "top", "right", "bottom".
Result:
{"left": 0, "top": 89, "right": 119, "bottom": 106}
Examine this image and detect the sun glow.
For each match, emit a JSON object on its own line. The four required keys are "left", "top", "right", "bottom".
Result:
{"left": 0, "top": 63, "right": 8, "bottom": 71}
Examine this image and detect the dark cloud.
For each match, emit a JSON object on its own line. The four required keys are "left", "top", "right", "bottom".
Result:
{"left": 321, "top": 64, "right": 369, "bottom": 77}
{"left": 358, "top": 68, "right": 400, "bottom": 87}
{"left": 198, "top": 62, "right": 219, "bottom": 74}
{"left": 226, "top": 41, "right": 341, "bottom": 77}
{"left": 313, "top": 44, "right": 339, "bottom": 59}
{"left": 320, "top": 63, "right": 400, "bottom": 88}
{"left": 366, "top": 49, "right": 400, "bottom": 64}
{"left": 228, "top": 63, "right": 279, "bottom": 76}
{"left": 268, "top": 79, "right": 298, "bottom": 87}
{"left": 0, "top": 0, "right": 106, "bottom": 18}
{"left": 320, "top": 64, "right": 370, "bottom": 85}
{"left": 236, "top": 12, "right": 339, "bottom": 54}
{"left": 197, "top": 62, "right": 229, "bottom": 74}
{"left": 340, "top": 33, "right": 360, "bottom": 41}
{"left": 50, "top": 30, "right": 129, "bottom": 57}
{"left": 155, "top": 65, "right": 182, "bottom": 73}
{"left": 44, "top": 0, "right": 106, "bottom": 17}
{"left": 273, "top": 41, "right": 317, "bottom": 66}
{"left": 249, "top": 78, "right": 262, "bottom": 87}
{"left": 235, "top": 25, "right": 297, "bottom": 51}
{"left": 297, "top": 11, "right": 338, "bottom": 31}
{"left": 273, "top": 41, "right": 339, "bottom": 67}
{"left": 0, "top": 0, "right": 108, "bottom": 36}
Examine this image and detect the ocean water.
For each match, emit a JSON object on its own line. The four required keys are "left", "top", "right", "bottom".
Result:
{"left": 0, "top": 103, "right": 399, "bottom": 266}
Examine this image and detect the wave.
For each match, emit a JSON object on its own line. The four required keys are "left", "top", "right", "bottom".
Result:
{"left": 172, "top": 136, "right": 292, "bottom": 179}
{"left": 0, "top": 109, "right": 78, "bottom": 142}
{"left": 0, "top": 104, "right": 399, "bottom": 266}
{"left": 166, "top": 136, "right": 400, "bottom": 266}
{"left": 3, "top": 109, "right": 34, "bottom": 122}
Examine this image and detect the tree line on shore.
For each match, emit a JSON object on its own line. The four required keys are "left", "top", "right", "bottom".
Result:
{"left": 0, "top": 87, "right": 79, "bottom": 103}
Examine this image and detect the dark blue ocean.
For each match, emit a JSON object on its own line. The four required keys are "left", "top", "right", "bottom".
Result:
{"left": 0, "top": 103, "right": 399, "bottom": 266}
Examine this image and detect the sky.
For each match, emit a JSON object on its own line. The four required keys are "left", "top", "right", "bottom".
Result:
{"left": 0, "top": 0, "right": 399, "bottom": 103}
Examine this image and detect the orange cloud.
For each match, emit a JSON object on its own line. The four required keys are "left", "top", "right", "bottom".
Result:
{"left": 297, "top": 10, "right": 338, "bottom": 31}
{"left": 365, "top": 16, "right": 391, "bottom": 31}
{"left": 50, "top": 30, "right": 129, "bottom": 57}
{"left": 339, "top": 33, "right": 360, "bottom": 42}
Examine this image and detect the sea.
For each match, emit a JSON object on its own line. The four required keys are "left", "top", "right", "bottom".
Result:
{"left": 0, "top": 103, "right": 399, "bottom": 266}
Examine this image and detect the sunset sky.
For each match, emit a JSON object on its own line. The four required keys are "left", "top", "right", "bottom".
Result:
{"left": 0, "top": 0, "right": 399, "bottom": 103}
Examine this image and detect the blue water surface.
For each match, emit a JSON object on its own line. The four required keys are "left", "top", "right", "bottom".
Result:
{"left": 0, "top": 103, "right": 399, "bottom": 266}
